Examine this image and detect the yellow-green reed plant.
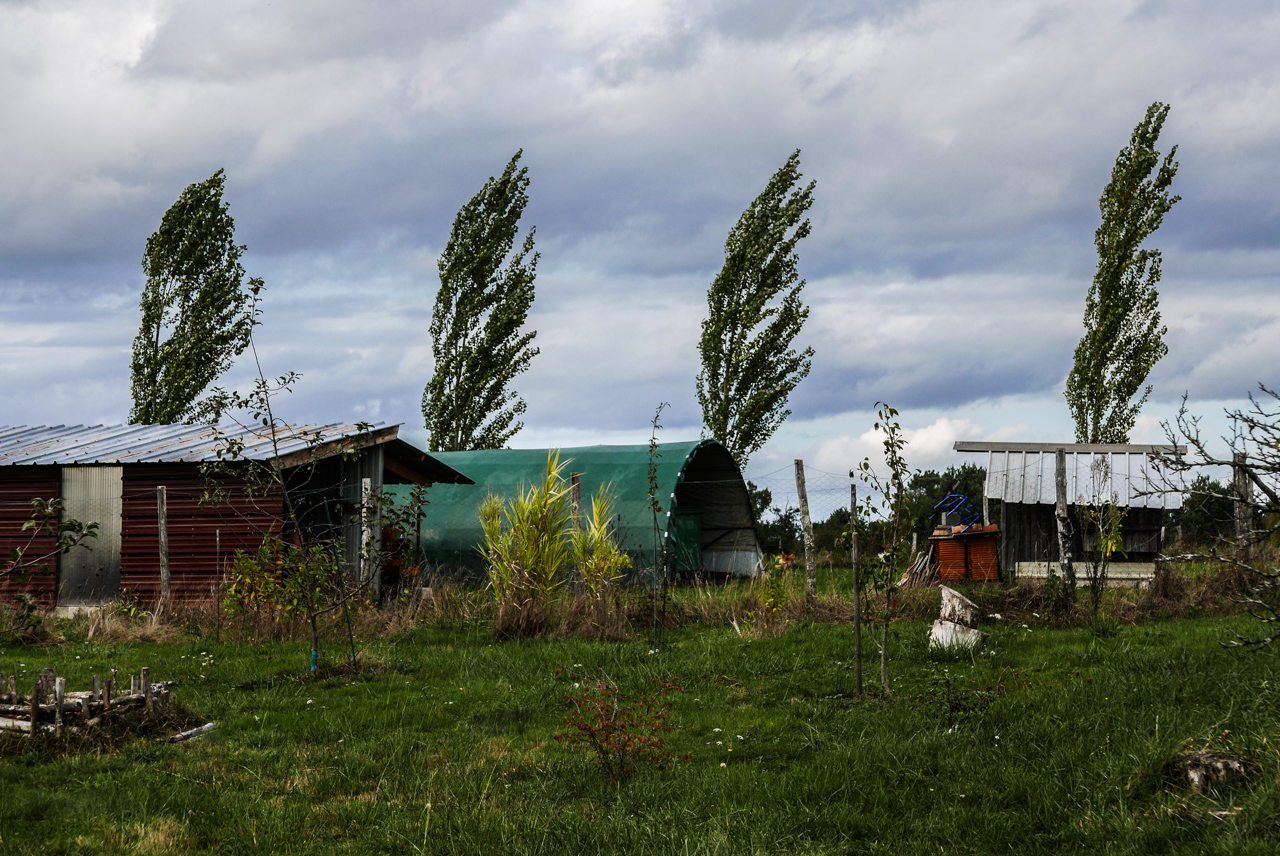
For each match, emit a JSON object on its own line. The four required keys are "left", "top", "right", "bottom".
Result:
{"left": 570, "top": 486, "right": 632, "bottom": 600}
{"left": 479, "top": 451, "right": 574, "bottom": 636}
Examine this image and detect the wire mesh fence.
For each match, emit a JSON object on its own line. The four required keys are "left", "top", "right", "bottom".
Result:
{"left": 748, "top": 463, "right": 854, "bottom": 525}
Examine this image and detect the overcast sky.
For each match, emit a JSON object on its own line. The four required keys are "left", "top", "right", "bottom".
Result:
{"left": 1, "top": 0, "right": 1276, "bottom": 488}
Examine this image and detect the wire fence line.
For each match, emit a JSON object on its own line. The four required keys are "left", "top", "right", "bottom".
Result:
{"left": 748, "top": 464, "right": 856, "bottom": 524}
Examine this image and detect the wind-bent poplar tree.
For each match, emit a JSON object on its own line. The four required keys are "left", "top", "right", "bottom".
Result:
{"left": 423, "top": 151, "right": 539, "bottom": 451}
{"left": 1065, "top": 102, "right": 1179, "bottom": 443}
{"left": 130, "top": 170, "right": 260, "bottom": 425}
{"left": 697, "top": 150, "right": 815, "bottom": 467}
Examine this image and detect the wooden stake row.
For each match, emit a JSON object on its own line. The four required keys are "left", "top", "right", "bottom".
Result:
{"left": 0, "top": 666, "right": 172, "bottom": 737}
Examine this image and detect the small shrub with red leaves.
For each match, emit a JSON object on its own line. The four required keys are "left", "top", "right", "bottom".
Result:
{"left": 554, "top": 670, "right": 688, "bottom": 781}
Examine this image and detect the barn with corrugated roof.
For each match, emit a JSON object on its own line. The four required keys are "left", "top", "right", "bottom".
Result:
{"left": 953, "top": 441, "right": 1185, "bottom": 584}
{"left": 0, "top": 423, "right": 471, "bottom": 611}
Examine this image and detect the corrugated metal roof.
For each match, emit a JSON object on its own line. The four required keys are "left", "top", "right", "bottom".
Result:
{"left": 956, "top": 445, "right": 1184, "bottom": 509}
{"left": 0, "top": 423, "right": 398, "bottom": 465}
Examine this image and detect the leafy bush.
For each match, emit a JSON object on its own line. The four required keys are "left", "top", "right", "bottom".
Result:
{"left": 917, "top": 665, "right": 1001, "bottom": 729}
{"left": 555, "top": 670, "right": 687, "bottom": 781}
{"left": 740, "top": 555, "right": 786, "bottom": 636}
{"left": 222, "top": 535, "right": 353, "bottom": 663}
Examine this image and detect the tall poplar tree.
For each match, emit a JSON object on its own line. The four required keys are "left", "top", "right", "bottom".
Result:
{"left": 129, "top": 169, "right": 259, "bottom": 425}
{"left": 697, "top": 150, "right": 815, "bottom": 467}
{"left": 423, "top": 151, "right": 539, "bottom": 451}
{"left": 1065, "top": 103, "right": 1179, "bottom": 443}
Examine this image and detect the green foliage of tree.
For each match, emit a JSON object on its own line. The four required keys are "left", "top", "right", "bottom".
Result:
{"left": 1066, "top": 102, "right": 1179, "bottom": 443}
{"left": 856, "top": 402, "right": 913, "bottom": 693}
{"left": 698, "top": 150, "right": 815, "bottom": 467}
{"left": 901, "top": 463, "right": 990, "bottom": 544}
{"left": 1, "top": 498, "right": 98, "bottom": 640}
{"left": 129, "top": 169, "right": 260, "bottom": 425}
{"left": 745, "top": 480, "right": 773, "bottom": 522}
{"left": 424, "top": 151, "right": 539, "bottom": 452}
{"left": 1166, "top": 474, "right": 1236, "bottom": 549}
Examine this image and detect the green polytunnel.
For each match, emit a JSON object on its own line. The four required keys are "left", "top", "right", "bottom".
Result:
{"left": 383, "top": 440, "right": 762, "bottom": 584}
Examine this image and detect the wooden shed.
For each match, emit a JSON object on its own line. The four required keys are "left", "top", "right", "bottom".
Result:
{"left": 953, "top": 441, "right": 1185, "bottom": 585}
{"left": 0, "top": 423, "right": 471, "bottom": 611}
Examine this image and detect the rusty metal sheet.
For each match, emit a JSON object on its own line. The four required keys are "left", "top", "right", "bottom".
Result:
{"left": 0, "top": 467, "right": 60, "bottom": 605}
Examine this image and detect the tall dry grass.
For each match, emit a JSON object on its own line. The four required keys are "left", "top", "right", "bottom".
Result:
{"left": 21, "top": 553, "right": 1258, "bottom": 652}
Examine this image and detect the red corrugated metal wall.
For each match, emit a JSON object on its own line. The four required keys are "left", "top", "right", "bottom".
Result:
{"left": 0, "top": 467, "right": 61, "bottom": 604}
{"left": 936, "top": 539, "right": 967, "bottom": 581}
{"left": 932, "top": 533, "right": 1002, "bottom": 583}
{"left": 120, "top": 464, "right": 285, "bottom": 605}
{"left": 968, "top": 538, "right": 1000, "bottom": 581}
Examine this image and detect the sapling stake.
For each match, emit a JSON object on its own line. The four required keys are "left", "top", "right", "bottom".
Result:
{"left": 850, "top": 477, "right": 862, "bottom": 696}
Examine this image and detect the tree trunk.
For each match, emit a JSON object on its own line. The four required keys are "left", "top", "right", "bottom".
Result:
{"left": 881, "top": 588, "right": 890, "bottom": 694}
{"left": 1054, "top": 448, "right": 1076, "bottom": 603}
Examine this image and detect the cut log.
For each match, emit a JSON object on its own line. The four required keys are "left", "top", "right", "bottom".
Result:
{"left": 1177, "top": 751, "right": 1247, "bottom": 794}
{"left": 170, "top": 722, "right": 218, "bottom": 743}
{"left": 929, "top": 620, "right": 988, "bottom": 650}
{"left": 939, "top": 586, "right": 980, "bottom": 628}
{"left": 0, "top": 716, "right": 33, "bottom": 733}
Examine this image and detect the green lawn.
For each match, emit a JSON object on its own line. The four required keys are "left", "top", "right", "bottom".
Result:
{"left": 1, "top": 604, "right": 1277, "bottom": 854}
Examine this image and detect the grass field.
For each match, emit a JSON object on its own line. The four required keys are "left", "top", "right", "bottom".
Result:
{"left": 1, "top": 581, "right": 1278, "bottom": 855}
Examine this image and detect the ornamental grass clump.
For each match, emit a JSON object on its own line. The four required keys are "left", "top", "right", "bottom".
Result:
{"left": 569, "top": 487, "right": 632, "bottom": 635}
{"left": 479, "top": 452, "right": 572, "bottom": 638}
{"left": 480, "top": 452, "right": 632, "bottom": 638}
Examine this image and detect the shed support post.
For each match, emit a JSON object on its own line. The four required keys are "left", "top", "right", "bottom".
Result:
{"left": 155, "top": 486, "right": 170, "bottom": 624}
{"left": 1054, "top": 448, "right": 1076, "bottom": 601}
{"left": 850, "top": 476, "right": 861, "bottom": 697}
{"left": 361, "top": 477, "right": 378, "bottom": 593}
{"left": 795, "top": 460, "right": 816, "bottom": 599}
{"left": 1233, "top": 452, "right": 1253, "bottom": 562}
{"left": 570, "top": 473, "right": 585, "bottom": 600}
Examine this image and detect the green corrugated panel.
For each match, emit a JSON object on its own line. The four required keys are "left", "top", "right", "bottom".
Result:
{"left": 384, "top": 440, "right": 736, "bottom": 583}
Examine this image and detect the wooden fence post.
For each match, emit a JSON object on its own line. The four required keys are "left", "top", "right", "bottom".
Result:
{"left": 54, "top": 677, "right": 65, "bottom": 735}
{"left": 1054, "top": 448, "right": 1075, "bottom": 599}
{"left": 1234, "top": 452, "right": 1253, "bottom": 562}
{"left": 360, "top": 477, "right": 376, "bottom": 591}
{"left": 215, "top": 529, "right": 222, "bottom": 644}
{"left": 570, "top": 473, "right": 585, "bottom": 600}
{"left": 155, "top": 486, "right": 170, "bottom": 623}
{"left": 850, "top": 476, "right": 862, "bottom": 697}
{"left": 795, "top": 460, "right": 817, "bottom": 598}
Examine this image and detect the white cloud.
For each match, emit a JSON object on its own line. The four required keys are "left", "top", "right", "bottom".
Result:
{"left": 813, "top": 416, "right": 984, "bottom": 475}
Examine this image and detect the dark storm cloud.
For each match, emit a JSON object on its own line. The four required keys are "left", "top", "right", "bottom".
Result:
{"left": 0, "top": 0, "right": 1277, "bottom": 454}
